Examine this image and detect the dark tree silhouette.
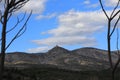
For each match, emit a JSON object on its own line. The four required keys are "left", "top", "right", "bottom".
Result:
{"left": 99, "top": 0, "right": 120, "bottom": 80}
{"left": 0, "top": 0, "right": 32, "bottom": 80}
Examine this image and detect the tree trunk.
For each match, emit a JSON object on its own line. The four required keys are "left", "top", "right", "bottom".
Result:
{"left": 112, "top": 71, "right": 115, "bottom": 80}
{"left": 0, "top": 8, "right": 8, "bottom": 80}
{"left": 107, "top": 20, "right": 113, "bottom": 69}
{"left": 0, "top": 26, "right": 6, "bottom": 80}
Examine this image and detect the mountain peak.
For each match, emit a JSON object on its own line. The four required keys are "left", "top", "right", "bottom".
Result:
{"left": 48, "top": 45, "right": 69, "bottom": 54}
{"left": 54, "top": 45, "right": 61, "bottom": 48}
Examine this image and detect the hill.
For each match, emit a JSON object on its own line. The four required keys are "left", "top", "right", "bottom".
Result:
{"left": 5, "top": 46, "right": 117, "bottom": 71}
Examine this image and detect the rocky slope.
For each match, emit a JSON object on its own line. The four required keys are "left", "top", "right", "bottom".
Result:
{"left": 5, "top": 46, "right": 117, "bottom": 71}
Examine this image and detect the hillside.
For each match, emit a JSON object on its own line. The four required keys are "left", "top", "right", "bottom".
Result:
{"left": 5, "top": 46, "right": 117, "bottom": 71}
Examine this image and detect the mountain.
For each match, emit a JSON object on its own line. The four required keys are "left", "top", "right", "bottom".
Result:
{"left": 48, "top": 45, "right": 69, "bottom": 54}
{"left": 5, "top": 46, "right": 117, "bottom": 71}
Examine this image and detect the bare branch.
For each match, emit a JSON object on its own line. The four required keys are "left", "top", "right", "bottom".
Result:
{"left": 0, "top": 13, "right": 27, "bottom": 42}
{"left": 8, "top": 0, "right": 29, "bottom": 13}
{"left": 5, "top": 11, "right": 32, "bottom": 50}
{"left": 99, "top": 0, "right": 109, "bottom": 19}
{"left": 110, "top": 15, "right": 120, "bottom": 37}
{"left": 6, "top": 12, "right": 26, "bottom": 33}
{"left": 0, "top": 10, "right": 3, "bottom": 24}
{"left": 110, "top": 0, "right": 120, "bottom": 18}
{"left": 7, "top": 12, "right": 12, "bottom": 21}
{"left": 111, "top": 10, "right": 120, "bottom": 20}
{"left": 6, "top": 17, "right": 19, "bottom": 34}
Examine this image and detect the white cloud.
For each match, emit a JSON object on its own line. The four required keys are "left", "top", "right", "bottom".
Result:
{"left": 83, "top": 0, "right": 90, "bottom": 5}
{"left": 103, "top": 0, "right": 119, "bottom": 7}
{"left": 84, "top": 0, "right": 119, "bottom": 9}
{"left": 83, "top": 0, "right": 99, "bottom": 8}
{"left": 36, "top": 13, "right": 57, "bottom": 19}
{"left": 27, "top": 46, "right": 50, "bottom": 53}
{"left": 27, "top": 0, "right": 120, "bottom": 52}
{"left": 0, "top": 0, "right": 47, "bottom": 14}
{"left": 46, "top": 10, "right": 106, "bottom": 37}
{"left": 87, "top": 3, "right": 100, "bottom": 8}
{"left": 20, "top": 0, "right": 47, "bottom": 14}
{"left": 31, "top": 10, "right": 107, "bottom": 52}
{"left": 33, "top": 36, "right": 97, "bottom": 47}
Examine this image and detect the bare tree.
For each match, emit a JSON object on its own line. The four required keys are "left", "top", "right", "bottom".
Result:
{"left": 99, "top": 0, "right": 120, "bottom": 80}
{"left": 0, "top": 0, "right": 32, "bottom": 80}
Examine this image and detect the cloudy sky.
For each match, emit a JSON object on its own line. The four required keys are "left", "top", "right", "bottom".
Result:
{"left": 5, "top": 0, "right": 120, "bottom": 53}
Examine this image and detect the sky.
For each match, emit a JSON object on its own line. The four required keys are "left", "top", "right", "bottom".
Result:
{"left": 3, "top": 0, "right": 120, "bottom": 53}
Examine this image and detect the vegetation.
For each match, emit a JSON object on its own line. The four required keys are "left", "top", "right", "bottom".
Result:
{"left": 3, "top": 66, "right": 120, "bottom": 80}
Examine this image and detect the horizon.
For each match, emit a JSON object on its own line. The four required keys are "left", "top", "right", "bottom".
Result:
{"left": 7, "top": 46, "right": 112, "bottom": 53}
{"left": 4, "top": 0, "right": 120, "bottom": 53}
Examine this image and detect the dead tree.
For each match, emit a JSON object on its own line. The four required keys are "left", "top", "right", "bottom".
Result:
{"left": 99, "top": 0, "right": 120, "bottom": 80}
{"left": 0, "top": 0, "right": 32, "bottom": 80}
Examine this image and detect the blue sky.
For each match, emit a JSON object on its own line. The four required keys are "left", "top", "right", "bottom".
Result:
{"left": 4, "top": 0, "right": 120, "bottom": 53}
